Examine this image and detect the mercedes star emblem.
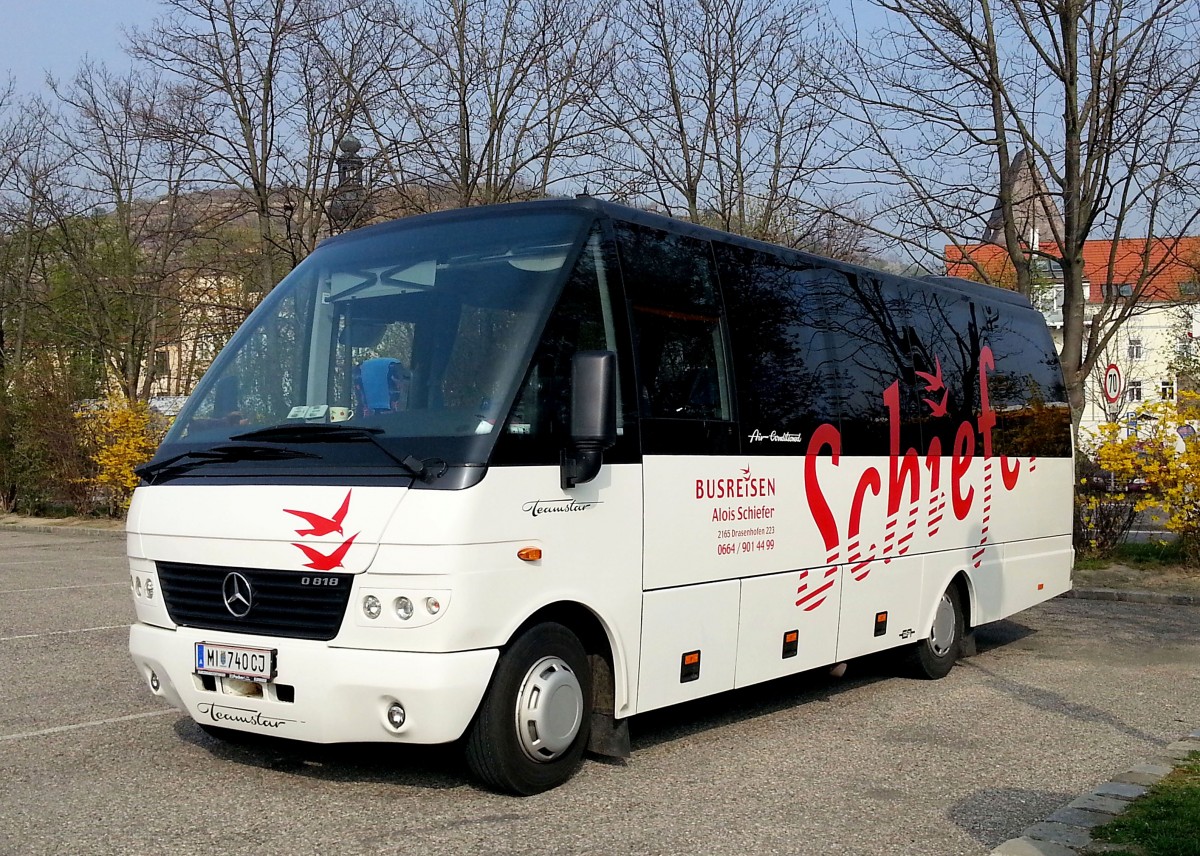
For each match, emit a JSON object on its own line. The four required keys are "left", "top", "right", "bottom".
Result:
{"left": 222, "top": 572, "right": 254, "bottom": 618}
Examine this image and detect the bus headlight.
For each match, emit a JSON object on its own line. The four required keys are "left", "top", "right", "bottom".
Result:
{"left": 354, "top": 588, "right": 450, "bottom": 627}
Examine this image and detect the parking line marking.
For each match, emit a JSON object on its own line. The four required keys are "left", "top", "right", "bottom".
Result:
{"left": 0, "top": 560, "right": 72, "bottom": 566}
{"left": 0, "top": 583, "right": 128, "bottom": 594}
{"left": 0, "top": 560, "right": 127, "bottom": 568}
{"left": 0, "top": 623, "right": 131, "bottom": 642}
{"left": 0, "top": 710, "right": 177, "bottom": 743}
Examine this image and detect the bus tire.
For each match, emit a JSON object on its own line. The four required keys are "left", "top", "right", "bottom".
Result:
{"left": 907, "top": 585, "right": 964, "bottom": 680}
{"left": 465, "top": 622, "right": 593, "bottom": 795}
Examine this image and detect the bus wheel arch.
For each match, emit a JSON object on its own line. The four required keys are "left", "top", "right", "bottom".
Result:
{"left": 464, "top": 603, "right": 628, "bottom": 793}
{"left": 949, "top": 571, "right": 973, "bottom": 634}
{"left": 508, "top": 600, "right": 628, "bottom": 720}
{"left": 465, "top": 620, "right": 593, "bottom": 794}
{"left": 907, "top": 572, "right": 970, "bottom": 680}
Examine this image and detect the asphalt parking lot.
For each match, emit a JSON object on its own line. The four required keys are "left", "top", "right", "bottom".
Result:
{"left": 1, "top": 526, "right": 1198, "bottom": 856}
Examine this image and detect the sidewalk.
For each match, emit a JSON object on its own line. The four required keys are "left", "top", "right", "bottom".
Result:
{"left": 990, "top": 728, "right": 1200, "bottom": 855}
{"left": 992, "top": 582, "right": 1200, "bottom": 855}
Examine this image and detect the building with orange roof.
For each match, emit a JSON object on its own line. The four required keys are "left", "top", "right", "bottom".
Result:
{"left": 946, "top": 156, "right": 1199, "bottom": 435}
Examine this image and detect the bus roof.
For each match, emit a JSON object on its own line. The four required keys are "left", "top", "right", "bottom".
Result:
{"left": 320, "top": 197, "right": 1035, "bottom": 311}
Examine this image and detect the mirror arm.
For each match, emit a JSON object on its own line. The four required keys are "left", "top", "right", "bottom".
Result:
{"left": 561, "top": 448, "right": 604, "bottom": 490}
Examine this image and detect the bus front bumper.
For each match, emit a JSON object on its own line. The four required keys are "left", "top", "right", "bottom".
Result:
{"left": 129, "top": 623, "right": 498, "bottom": 745}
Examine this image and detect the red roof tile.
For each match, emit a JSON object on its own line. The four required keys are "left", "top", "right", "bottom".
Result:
{"left": 945, "top": 237, "right": 1200, "bottom": 302}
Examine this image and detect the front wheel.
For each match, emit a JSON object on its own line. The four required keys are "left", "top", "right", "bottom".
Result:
{"left": 907, "top": 584, "right": 964, "bottom": 679}
{"left": 465, "top": 622, "right": 593, "bottom": 795}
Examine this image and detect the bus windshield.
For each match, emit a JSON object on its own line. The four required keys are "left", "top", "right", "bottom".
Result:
{"left": 163, "top": 209, "right": 591, "bottom": 468}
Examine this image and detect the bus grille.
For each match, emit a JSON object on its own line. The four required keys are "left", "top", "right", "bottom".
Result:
{"left": 155, "top": 561, "right": 353, "bottom": 641}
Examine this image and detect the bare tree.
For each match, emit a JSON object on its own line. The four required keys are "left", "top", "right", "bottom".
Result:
{"left": 0, "top": 79, "right": 29, "bottom": 379}
{"left": 835, "top": 0, "right": 1200, "bottom": 427}
{"left": 299, "top": 0, "right": 412, "bottom": 223}
{"left": 129, "top": 0, "right": 338, "bottom": 290}
{"left": 354, "top": 0, "right": 615, "bottom": 211}
{"left": 0, "top": 90, "right": 95, "bottom": 513}
{"left": 592, "top": 0, "right": 837, "bottom": 244}
{"left": 43, "top": 62, "right": 215, "bottom": 401}
{"left": 0, "top": 91, "right": 66, "bottom": 385}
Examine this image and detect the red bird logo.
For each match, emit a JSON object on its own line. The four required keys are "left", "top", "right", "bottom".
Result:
{"left": 284, "top": 490, "right": 352, "bottom": 537}
{"left": 915, "top": 357, "right": 950, "bottom": 418}
{"left": 292, "top": 533, "right": 358, "bottom": 571}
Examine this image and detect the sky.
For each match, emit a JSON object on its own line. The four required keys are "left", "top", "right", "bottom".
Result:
{"left": 0, "top": 0, "right": 882, "bottom": 96}
{"left": 0, "top": 0, "right": 160, "bottom": 94}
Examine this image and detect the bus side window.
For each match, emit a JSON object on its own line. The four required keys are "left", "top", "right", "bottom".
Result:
{"left": 905, "top": 287, "right": 980, "bottom": 452}
{"left": 494, "top": 228, "right": 618, "bottom": 463}
{"left": 616, "top": 224, "right": 732, "bottom": 423}
{"left": 820, "top": 272, "right": 922, "bottom": 454}
{"left": 972, "top": 303, "right": 1072, "bottom": 458}
{"left": 630, "top": 305, "right": 725, "bottom": 418}
{"left": 714, "top": 244, "right": 840, "bottom": 453}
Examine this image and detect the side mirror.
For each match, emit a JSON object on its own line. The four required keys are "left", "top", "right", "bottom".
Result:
{"left": 561, "top": 350, "right": 617, "bottom": 489}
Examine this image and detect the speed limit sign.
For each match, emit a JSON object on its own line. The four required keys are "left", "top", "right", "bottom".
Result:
{"left": 1103, "top": 363, "right": 1123, "bottom": 403}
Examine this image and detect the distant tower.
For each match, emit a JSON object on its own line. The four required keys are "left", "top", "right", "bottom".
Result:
{"left": 981, "top": 150, "right": 1064, "bottom": 247}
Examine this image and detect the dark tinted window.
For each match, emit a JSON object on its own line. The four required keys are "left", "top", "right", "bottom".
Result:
{"left": 821, "top": 272, "right": 923, "bottom": 454}
{"left": 907, "top": 285, "right": 1070, "bottom": 457}
{"left": 716, "top": 245, "right": 839, "bottom": 455}
{"left": 617, "top": 223, "right": 735, "bottom": 454}
{"left": 905, "top": 286, "right": 983, "bottom": 453}
{"left": 976, "top": 303, "right": 1071, "bottom": 456}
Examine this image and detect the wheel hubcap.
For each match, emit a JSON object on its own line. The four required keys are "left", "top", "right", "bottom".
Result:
{"left": 930, "top": 592, "right": 957, "bottom": 657}
{"left": 514, "top": 656, "right": 584, "bottom": 763}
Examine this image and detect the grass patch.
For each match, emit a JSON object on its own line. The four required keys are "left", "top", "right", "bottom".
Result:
{"left": 1090, "top": 752, "right": 1200, "bottom": 856}
{"left": 1112, "top": 540, "right": 1188, "bottom": 567}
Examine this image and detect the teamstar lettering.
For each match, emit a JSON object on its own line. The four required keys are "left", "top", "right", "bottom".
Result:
{"left": 196, "top": 702, "right": 294, "bottom": 729}
{"left": 522, "top": 499, "right": 600, "bottom": 517}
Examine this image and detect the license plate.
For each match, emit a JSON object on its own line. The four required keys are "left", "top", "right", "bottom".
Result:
{"left": 195, "top": 642, "right": 276, "bottom": 682}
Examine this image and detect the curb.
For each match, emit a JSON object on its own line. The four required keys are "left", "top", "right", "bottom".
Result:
{"left": 1061, "top": 587, "right": 1198, "bottom": 606}
{"left": 990, "top": 730, "right": 1200, "bottom": 854}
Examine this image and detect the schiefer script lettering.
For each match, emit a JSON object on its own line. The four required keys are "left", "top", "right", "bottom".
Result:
{"left": 196, "top": 702, "right": 294, "bottom": 729}
{"left": 523, "top": 499, "right": 600, "bottom": 517}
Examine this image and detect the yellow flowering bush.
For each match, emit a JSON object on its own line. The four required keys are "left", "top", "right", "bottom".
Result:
{"left": 1074, "top": 432, "right": 1139, "bottom": 557}
{"left": 1088, "top": 391, "right": 1200, "bottom": 560}
{"left": 75, "top": 396, "right": 161, "bottom": 515}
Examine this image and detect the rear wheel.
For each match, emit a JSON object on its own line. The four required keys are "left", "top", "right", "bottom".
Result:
{"left": 907, "top": 584, "right": 964, "bottom": 679}
{"left": 465, "top": 622, "right": 592, "bottom": 795}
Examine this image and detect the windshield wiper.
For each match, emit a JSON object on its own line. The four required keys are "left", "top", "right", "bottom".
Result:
{"left": 136, "top": 444, "right": 321, "bottom": 484}
{"left": 230, "top": 423, "right": 446, "bottom": 482}
{"left": 231, "top": 423, "right": 384, "bottom": 442}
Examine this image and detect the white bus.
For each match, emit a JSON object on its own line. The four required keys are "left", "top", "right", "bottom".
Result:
{"left": 128, "top": 199, "right": 1073, "bottom": 794}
